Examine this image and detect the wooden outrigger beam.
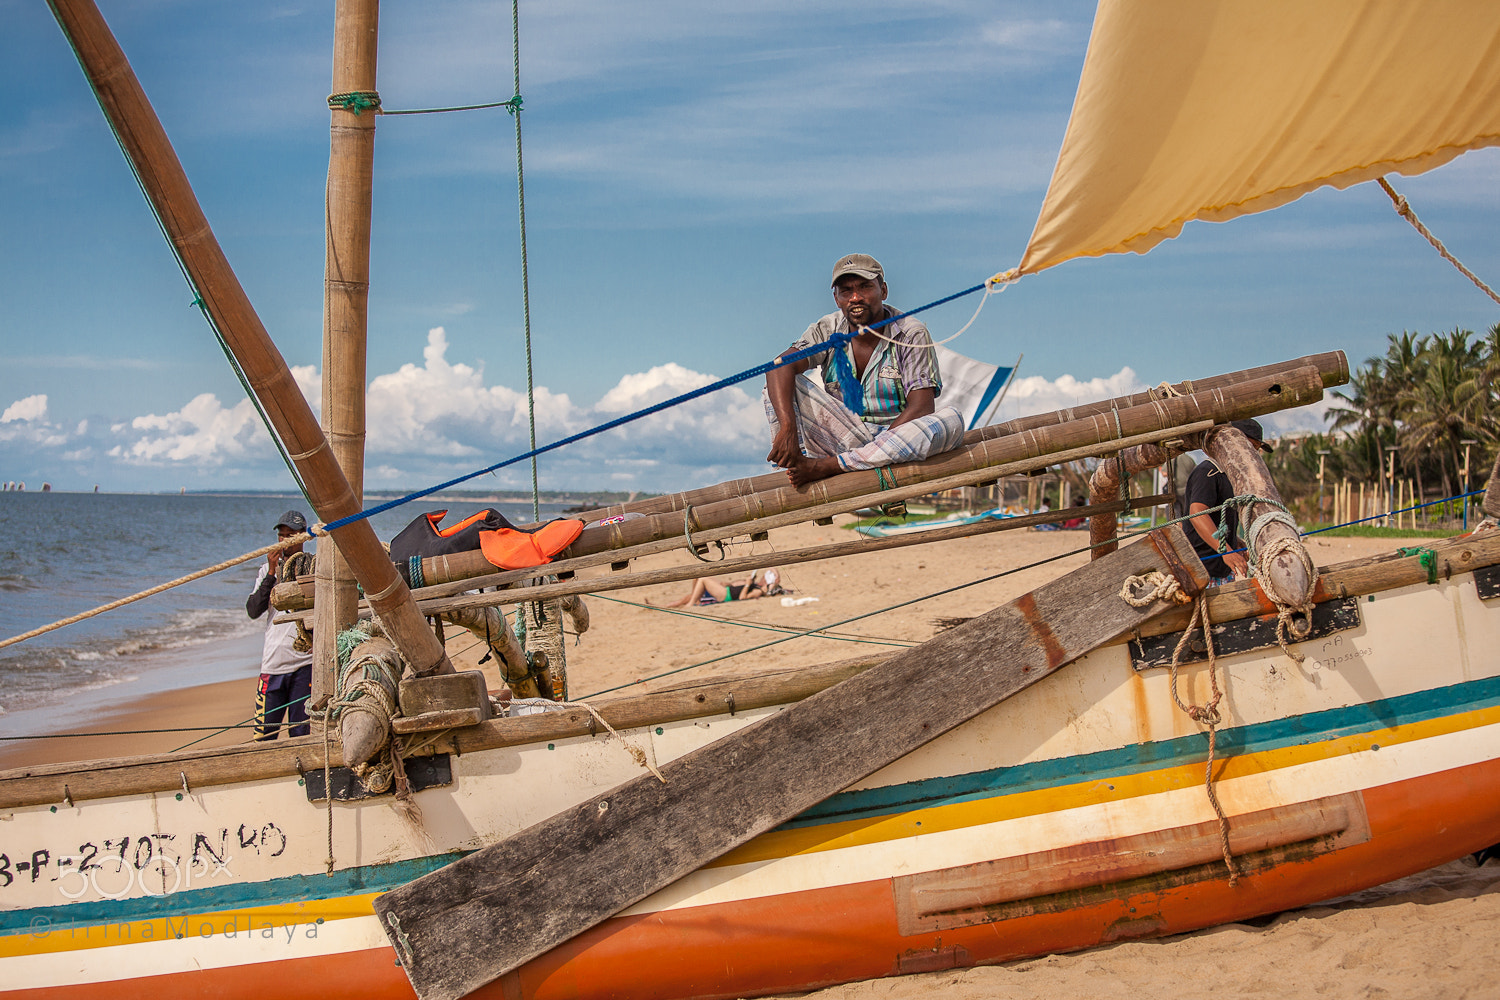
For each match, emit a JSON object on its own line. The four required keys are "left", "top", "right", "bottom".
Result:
{"left": 272, "top": 417, "right": 1211, "bottom": 615}
{"left": 572, "top": 351, "right": 1350, "bottom": 523}
{"left": 375, "top": 525, "right": 1210, "bottom": 1000}
{"left": 305, "top": 362, "right": 1325, "bottom": 599}
{"left": 278, "top": 492, "right": 1173, "bottom": 624}
{"left": 47, "top": 0, "right": 450, "bottom": 675}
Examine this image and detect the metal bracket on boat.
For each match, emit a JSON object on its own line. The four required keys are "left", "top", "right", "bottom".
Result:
{"left": 1129, "top": 596, "right": 1361, "bottom": 672}
{"left": 304, "top": 754, "right": 453, "bottom": 803}
{"left": 1475, "top": 563, "right": 1500, "bottom": 601}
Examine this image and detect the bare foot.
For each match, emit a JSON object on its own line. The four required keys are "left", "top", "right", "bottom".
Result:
{"left": 785, "top": 455, "right": 841, "bottom": 488}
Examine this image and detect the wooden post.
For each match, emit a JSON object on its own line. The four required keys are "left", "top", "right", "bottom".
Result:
{"left": 1484, "top": 450, "right": 1500, "bottom": 521}
{"left": 312, "top": 0, "right": 380, "bottom": 710}
{"left": 48, "top": 0, "right": 451, "bottom": 677}
{"left": 1201, "top": 425, "right": 1314, "bottom": 612}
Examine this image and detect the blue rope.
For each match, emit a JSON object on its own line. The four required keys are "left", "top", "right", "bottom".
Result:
{"left": 320, "top": 281, "right": 989, "bottom": 533}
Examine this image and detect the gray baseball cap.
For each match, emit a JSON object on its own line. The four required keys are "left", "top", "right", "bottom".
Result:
{"left": 831, "top": 253, "right": 884, "bottom": 285}
{"left": 275, "top": 509, "right": 309, "bottom": 533}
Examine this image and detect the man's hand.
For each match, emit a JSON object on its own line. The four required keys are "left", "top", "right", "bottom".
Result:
{"left": 767, "top": 426, "right": 804, "bottom": 469}
{"left": 1223, "top": 551, "right": 1250, "bottom": 579}
{"left": 267, "top": 547, "right": 282, "bottom": 576}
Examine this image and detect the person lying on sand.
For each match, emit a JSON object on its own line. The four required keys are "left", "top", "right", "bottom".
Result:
{"left": 764, "top": 253, "right": 965, "bottom": 488}
{"left": 656, "top": 569, "right": 785, "bottom": 608}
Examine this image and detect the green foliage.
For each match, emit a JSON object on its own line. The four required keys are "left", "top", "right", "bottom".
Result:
{"left": 1273, "top": 323, "right": 1499, "bottom": 527}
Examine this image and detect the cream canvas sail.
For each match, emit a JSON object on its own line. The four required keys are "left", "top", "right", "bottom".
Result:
{"left": 1017, "top": 0, "right": 1500, "bottom": 276}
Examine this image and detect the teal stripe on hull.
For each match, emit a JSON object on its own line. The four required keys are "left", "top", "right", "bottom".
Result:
{"left": 4, "top": 676, "right": 1496, "bottom": 935}
{"left": 0, "top": 852, "right": 460, "bottom": 938}
{"left": 776, "top": 674, "right": 1500, "bottom": 830}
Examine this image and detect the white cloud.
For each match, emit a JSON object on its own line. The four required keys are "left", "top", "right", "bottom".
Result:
{"left": 2, "top": 394, "right": 48, "bottom": 423}
{"left": 113, "top": 393, "right": 269, "bottom": 464}
{"left": 1001, "top": 367, "right": 1149, "bottom": 417}
{"left": 1257, "top": 390, "right": 1341, "bottom": 437}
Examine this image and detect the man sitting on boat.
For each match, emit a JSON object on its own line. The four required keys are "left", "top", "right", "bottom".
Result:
{"left": 765, "top": 253, "right": 965, "bottom": 487}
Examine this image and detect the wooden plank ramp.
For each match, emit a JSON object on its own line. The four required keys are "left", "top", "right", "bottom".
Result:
{"left": 375, "top": 526, "right": 1208, "bottom": 1000}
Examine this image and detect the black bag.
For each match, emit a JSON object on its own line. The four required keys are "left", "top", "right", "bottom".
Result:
{"left": 390, "top": 509, "right": 515, "bottom": 585}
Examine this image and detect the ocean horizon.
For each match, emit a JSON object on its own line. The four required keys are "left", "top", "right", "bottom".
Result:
{"left": 0, "top": 491, "right": 578, "bottom": 737}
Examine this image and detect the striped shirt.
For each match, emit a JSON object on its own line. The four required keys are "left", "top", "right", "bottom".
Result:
{"left": 782, "top": 306, "right": 942, "bottom": 426}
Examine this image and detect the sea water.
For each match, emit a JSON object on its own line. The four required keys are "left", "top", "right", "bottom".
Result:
{"left": 0, "top": 491, "right": 576, "bottom": 736}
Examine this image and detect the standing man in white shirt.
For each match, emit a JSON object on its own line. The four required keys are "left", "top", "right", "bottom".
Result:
{"left": 245, "top": 509, "right": 314, "bottom": 739}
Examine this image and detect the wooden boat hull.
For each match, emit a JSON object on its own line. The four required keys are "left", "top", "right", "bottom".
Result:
{"left": 4, "top": 552, "right": 1498, "bottom": 998}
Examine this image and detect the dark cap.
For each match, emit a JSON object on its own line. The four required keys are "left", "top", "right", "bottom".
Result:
{"left": 831, "top": 253, "right": 884, "bottom": 285}
{"left": 1228, "top": 419, "right": 1273, "bottom": 453}
{"left": 275, "top": 509, "right": 308, "bottom": 533}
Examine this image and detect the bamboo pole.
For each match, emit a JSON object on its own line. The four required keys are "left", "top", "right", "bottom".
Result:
{"left": 404, "top": 366, "right": 1324, "bottom": 589}
{"left": 271, "top": 420, "right": 1217, "bottom": 614}
{"left": 279, "top": 493, "right": 1172, "bottom": 624}
{"left": 47, "top": 0, "right": 450, "bottom": 676}
{"left": 313, "top": 0, "right": 382, "bottom": 710}
{"left": 573, "top": 352, "right": 1349, "bottom": 523}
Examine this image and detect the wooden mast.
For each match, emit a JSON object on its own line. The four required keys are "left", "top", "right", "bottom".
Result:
{"left": 312, "top": 0, "right": 381, "bottom": 709}
{"left": 48, "top": 0, "right": 451, "bottom": 677}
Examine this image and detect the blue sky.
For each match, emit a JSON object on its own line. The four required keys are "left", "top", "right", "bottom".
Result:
{"left": 3, "top": 0, "right": 1497, "bottom": 495}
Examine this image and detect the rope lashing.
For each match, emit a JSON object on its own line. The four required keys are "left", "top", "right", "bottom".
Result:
{"left": 1215, "top": 495, "right": 1315, "bottom": 659}
{"left": 1397, "top": 546, "right": 1439, "bottom": 585}
{"left": 1377, "top": 177, "right": 1500, "bottom": 308}
{"left": 1118, "top": 570, "right": 1193, "bottom": 608}
{"left": 328, "top": 91, "right": 382, "bottom": 115}
{"left": 0, "top": 531, "right": 312, "bottom": 651}
{"left": 1167, "top": 595, "right": 1241, "bottom": 886}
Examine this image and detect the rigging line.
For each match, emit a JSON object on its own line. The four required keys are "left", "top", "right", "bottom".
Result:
{"left": 320, "top": 280, "right": 990, "bottom": 533}
{"left": 581, "top": 534, "right": 1110, "bottom": 699}
{"left": 0, "top": 724, "right": 262, "bottom": 741}
{"left": 1377, "top": 177, "right": 1500, "bottom": 308}
{"left": 582, "top": 481, "right": 1496, "bottom": 700}
{"left": 52, "top": 14, "right": 314, "bottom": 508}
{"left": 590, "top": 594, "right": 918, "bottom": 647}
{"left": 171, "top": 693, "right": 312, "bottom": 754}
{"left": 511, "top": 0, "right": 541, "bottom": 523}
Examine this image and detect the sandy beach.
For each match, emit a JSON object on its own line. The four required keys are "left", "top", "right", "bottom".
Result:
{"left": 3, "top": 517, "right": 1496, "bottom": 996}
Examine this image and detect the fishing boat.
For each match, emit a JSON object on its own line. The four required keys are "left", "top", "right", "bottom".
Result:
{"left": 5, "top": 1, "right": 1500, "bottom": 998}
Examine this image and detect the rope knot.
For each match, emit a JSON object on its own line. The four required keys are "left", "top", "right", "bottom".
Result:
{"left": 1119, "top": 571, "right": 1192, "bottom": 607}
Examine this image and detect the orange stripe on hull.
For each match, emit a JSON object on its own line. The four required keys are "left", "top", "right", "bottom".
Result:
{"left": 7, "top": 948, "right": 414, "bottom": 1000}
{"left": 501, "top": 755, "right": 1500, "bottom": 1000}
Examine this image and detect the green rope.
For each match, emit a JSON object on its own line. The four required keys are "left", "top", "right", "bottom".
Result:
{"left": 1397, "top": 546, "right": 1439, "bottom": 584}
{"left": 509, "top": 0, "right": 542, "bottom": 523}
{"left": 327, "top": 90, "right": 381, "bottom": 115}
{"left": 379, "top": 95, "right": 522, "bottom": 116}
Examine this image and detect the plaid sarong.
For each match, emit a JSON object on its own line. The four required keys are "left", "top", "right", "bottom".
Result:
{"left": 764, "top": 375, "right": 965, "bottom": 472}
